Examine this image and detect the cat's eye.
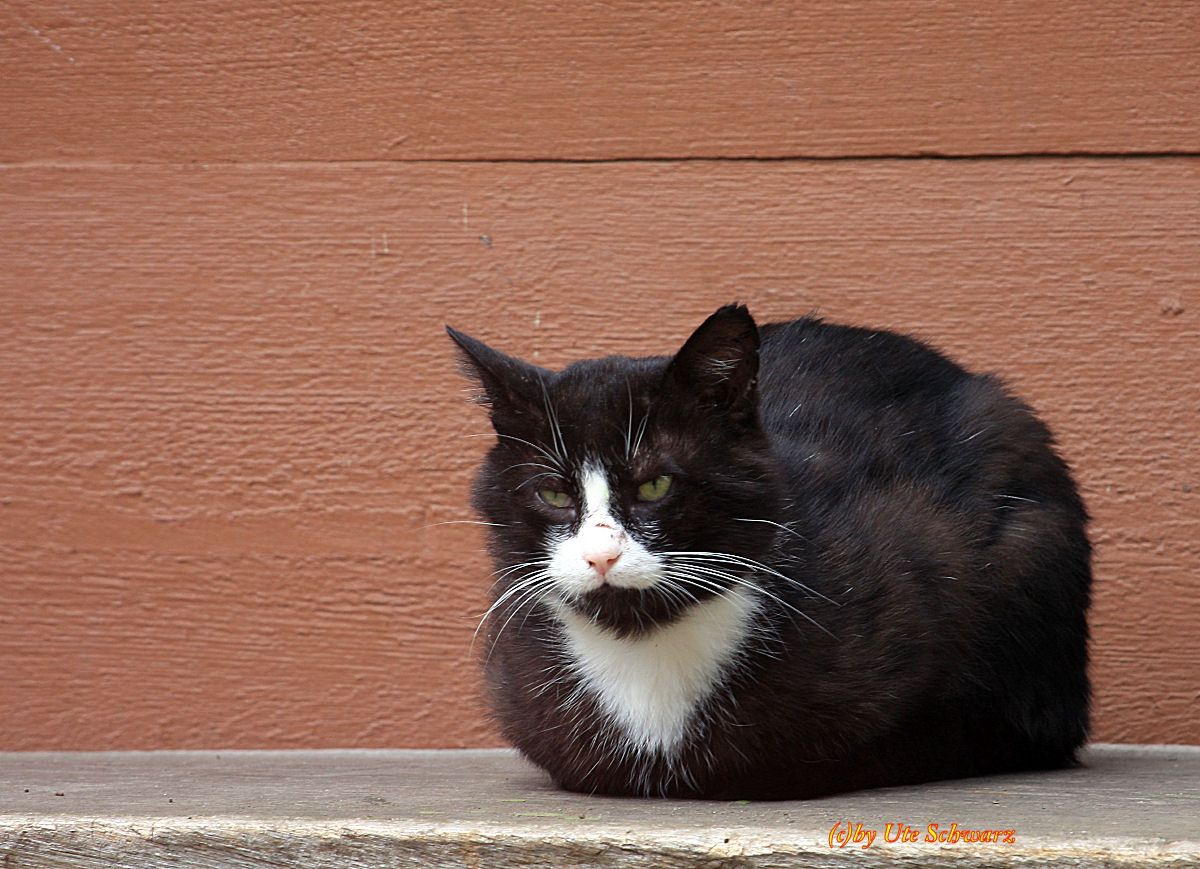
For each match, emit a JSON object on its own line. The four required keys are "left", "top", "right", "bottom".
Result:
{"left": 636, "top": 475, "right": 673, "bottom": 502}
{"left": 538, "top": 488, "right": 574, "bottom": 509}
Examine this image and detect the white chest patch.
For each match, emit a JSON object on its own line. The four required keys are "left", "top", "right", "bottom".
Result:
{"left": 554, "top": 588, "right": 759, "bottom": 757}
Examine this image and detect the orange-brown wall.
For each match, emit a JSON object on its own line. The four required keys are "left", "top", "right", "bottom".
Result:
{"left": 1, "top": 2, "right": 1197, "bottom": 750}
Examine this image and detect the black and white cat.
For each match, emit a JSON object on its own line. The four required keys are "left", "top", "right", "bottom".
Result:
{"left": 448, "top": 304, "right": 1091, "bottom": 799}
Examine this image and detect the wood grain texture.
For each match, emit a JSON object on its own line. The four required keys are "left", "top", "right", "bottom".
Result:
{"left": 1, "top": 159, "right": 1198, "bottom": 749}
{"left": 1, "top": 1, "right": 1199, "bottom": 162}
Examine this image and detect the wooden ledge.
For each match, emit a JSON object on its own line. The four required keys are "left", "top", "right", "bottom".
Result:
{"left": 2, "top": 745, "right": 1197, "bottom": 867}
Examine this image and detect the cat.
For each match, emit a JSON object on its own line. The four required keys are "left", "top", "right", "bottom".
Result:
{"left": 447, "top": 304, "right": 1091, "bottom": 799}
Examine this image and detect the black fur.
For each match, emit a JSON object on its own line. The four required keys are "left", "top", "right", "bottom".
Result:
{"left": 448, "top": 305, "right": 1091, "bottom": 799}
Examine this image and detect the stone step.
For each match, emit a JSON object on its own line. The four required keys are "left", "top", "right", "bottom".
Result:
{"left": 2, "top": 745, "right": 1197, "bottom": 867}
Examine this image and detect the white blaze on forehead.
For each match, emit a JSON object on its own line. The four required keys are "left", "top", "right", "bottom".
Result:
{"left": 546, "top": 461, "right": 661, "bottom": 593}
{"left": 580, "top": 464, "right": 612, "bottom": 520}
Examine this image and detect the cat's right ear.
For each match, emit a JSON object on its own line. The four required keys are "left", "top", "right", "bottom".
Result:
{"left": 445, "top": 326, "right": 550, "bottom": 430}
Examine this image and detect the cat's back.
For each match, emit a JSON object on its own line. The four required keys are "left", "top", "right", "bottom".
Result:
{"left": 754, "top": 315, "right": 1084, "bottom": 519}
{"left": 757, "top": 316, "right": 968, "bottom": 424}
{"left": 751, "top": 315, "right": 1090, "bottom": 777}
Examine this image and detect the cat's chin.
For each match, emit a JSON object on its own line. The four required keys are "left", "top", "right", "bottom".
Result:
{"left": 564, "top": 583, "right": 710, "bottom": 637}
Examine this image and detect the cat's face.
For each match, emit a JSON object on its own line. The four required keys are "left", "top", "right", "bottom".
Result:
{"left": 450, "top": 305, "right": 780, "bottom": 635}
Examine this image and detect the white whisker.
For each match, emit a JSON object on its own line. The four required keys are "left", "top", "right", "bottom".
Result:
{"left": 624, "top": 379, "right": 635, "bottom": 460}
{"left": 668, "top": 550, "right": 840, "bottom": 607}
{"left": 515, "top": 471, "right": 562, "bottom": 491}
{"left": 420, "top": 520, "right": 509, "bottom": 529}
{"left": 632, "top": 407, "right": 651, "bottom": 459}
{"left": 493, "top": 432, "right": 566, "bottom": 470}
{"left": 732, "top": 516, "right": 808, "bottom": 542}
{"left": 485, "top": 579, "right": 556, "bottom": 665}
{"left": 666, "top": 563, "right": 835, "bottom": 640}
{"left": 538, "top": 376, "right": 569, "bottom": 464}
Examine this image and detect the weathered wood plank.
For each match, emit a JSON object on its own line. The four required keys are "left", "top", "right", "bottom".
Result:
{"left": 0, "top": 160, "right": 1197, "bottom": 749}
{"left": 1, "top": 1, "right": 1198, "bottom": 161}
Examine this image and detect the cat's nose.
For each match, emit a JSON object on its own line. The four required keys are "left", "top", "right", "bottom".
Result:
{"left": 581, "top": 528, "right": 624, "bottom": 577}
{"left": 580, "top": 523, "right": 628, "bottom": 576}
{"left": 584, "top": 547, "right": 621, "bottom": 577}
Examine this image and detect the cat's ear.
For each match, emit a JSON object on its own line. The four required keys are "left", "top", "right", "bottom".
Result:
{"left": 445, "top": 326, "right": 551, "bottom": 430}
{"left": 666, "top": 304, "right": 760, "bottom": 424}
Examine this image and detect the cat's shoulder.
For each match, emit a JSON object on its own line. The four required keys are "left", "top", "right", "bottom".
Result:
{"left": 761, "top": 314, "right": 954, "bottom": 363}
{"left": 758, "top": 315, "right": 968, "bottom": 400}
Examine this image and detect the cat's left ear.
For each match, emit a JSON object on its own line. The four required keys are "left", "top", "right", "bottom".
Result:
{"left": 445, "top": 326, "right": 552, "bottom": 431}
{"left": 666, "top": 304, "right": 760, "bottom": 424}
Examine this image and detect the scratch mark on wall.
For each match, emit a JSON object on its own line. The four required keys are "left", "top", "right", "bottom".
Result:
{"left": 3, "top": 4, "right": 75, "bottom": 63}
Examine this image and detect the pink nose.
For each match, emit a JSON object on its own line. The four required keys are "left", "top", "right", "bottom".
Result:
{"left": 584, "top": 549, "right": 621, "bottom": 577}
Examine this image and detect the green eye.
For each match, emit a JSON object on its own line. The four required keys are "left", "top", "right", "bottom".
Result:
{"left": 538, "top": 489, "right": 573, "bottom": 509}
{"left": 636, "top": 475, "right": 673, "bottom": 502}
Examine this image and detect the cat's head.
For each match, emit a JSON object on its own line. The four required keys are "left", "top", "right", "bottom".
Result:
{"left": 448, "top": 304, "right": 780, "bottom": 635}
